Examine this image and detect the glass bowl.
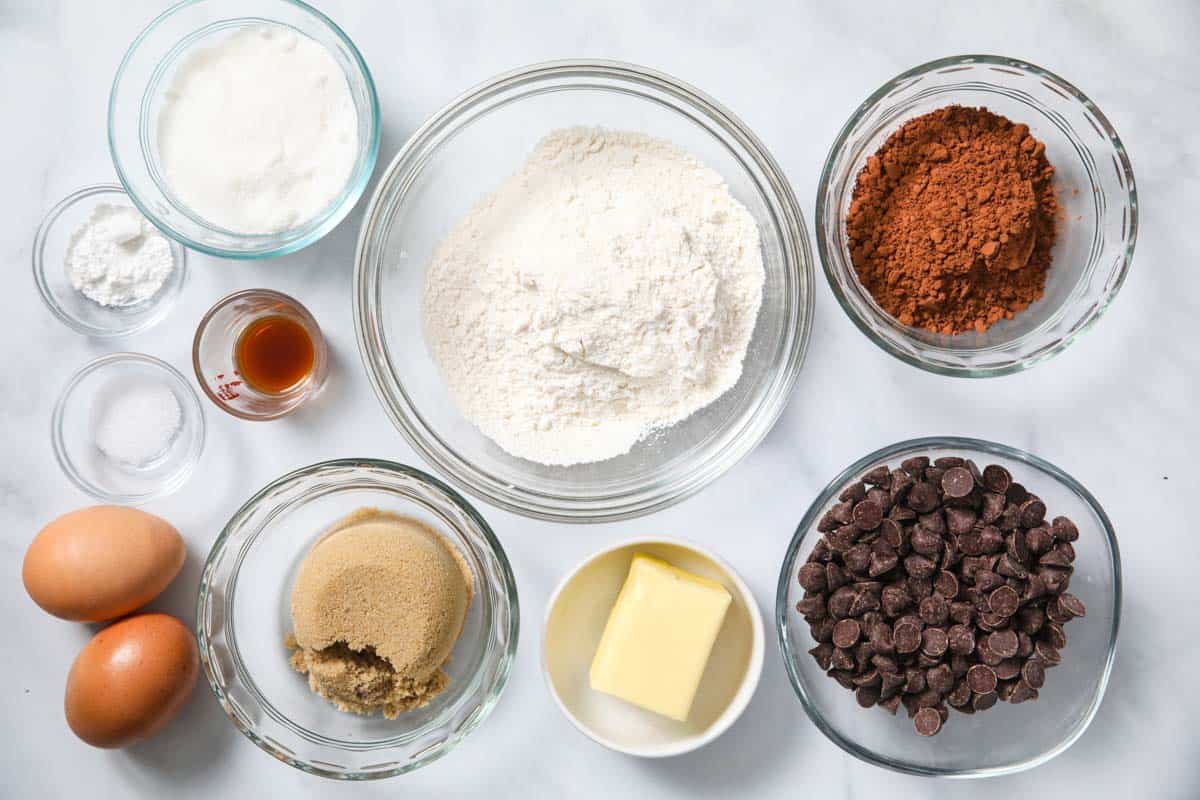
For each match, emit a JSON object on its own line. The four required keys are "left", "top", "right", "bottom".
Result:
{"left": 776, "top": 437, "right": 1120, "bottom": 778}
{"left": 817, "top": 55, "right": 1137, "bottom": 377}
{"left": 109, "top": 0, "right": 380, "bottom": 259}
{"left": 192, "top": 288, "right": 329, "bottom": 420}
{"left": 354, "top": 60, "right": 813, "bottom": 523}
{"left": 33, "top": 184, "right": 187, "bottom": 337}
{"left": 52, "top": 352, "right": 205, "bottom": 503}
{"left": 196, "top": 459, "right": 519, "bottom": 780}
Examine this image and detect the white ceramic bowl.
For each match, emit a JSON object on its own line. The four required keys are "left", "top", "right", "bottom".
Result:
{"left": 542, "top": 538, "right": 764, "bottom": 757}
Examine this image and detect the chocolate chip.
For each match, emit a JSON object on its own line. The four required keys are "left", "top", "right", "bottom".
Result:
{"left": 988, "top": 630, "right": 1020, "bottom": 659}
{"left": 1005, "top": 483, "right": 1029, "bottom": 505}
{"left": 908, "top": 482, "right": 940, "bottom": 513}
{"left": 856, "top": 685, "right": 881, "bottom": 708}
{"left": 941, "top": 466, "right": 975, "bottom": 498}
{"left": 844, "top": 544, "right": 871, "bottom": 575}
{"left": 894, "top": 621, "right": 922, "bottom": 654}
{"left": 926, "top": 664, "right": 955, "bottom": 695}
{"left": 947, "top": 678, "right": 972, "bottom": 707}
{"left": 934, "top": 456, "right": 965, "bottom": 469}
{"left": 1035, "top": 641, "right": 1062, "bottom": 665}
{"left": 934, "top": 570, "right": 959, "bottom": 598}
{"left": 879, "top": 518, "right": 904, "bottom": 548}
{"left": 914, "top": 706, "right": 942, "bottom": 736}
{"left": 918, "top": 593, "right": 950, "bottom": 626}
{"left": 946, "top": 506, "right": 977, "bottom": 536}
{"left": 994, "top": 658, "right": 1021, "bottom": 681}
{"left": 910, "top": 525, "right": 943, "bottom": 557}
{"left": 832, "top": 619, "right": 862, "bottom": 649}
{"left": 825, "top": 562, "right": 848, "bottom": 591}
{"left": 879, "top": 695, "right": 902, "bottom": 715}
{"left": 1057, "top": 592, "right": 1087, "bottom": 619}
{"left": 808, "top": 643, "right": 834, "bottom": 670}
{"left": 1051, "top": 516, "right": 1080, "bottom": 542}
{"left": 797, "top": 595, "right": 826, "bottom": 620}
{"left": 981, "top": 491, "right": 1006, "bottom": 523}
{"left": 1044, "top": 621, "right": 1068, "bottom": 649}
{"left": 853, "top": 499, "right": 884, "bottom": 530}
{"left": 1026, "top": 525, "right": 1054, "bottom": 555}
{"left": 971, "top": 690, "right": 998, "bottom": 712}
{"left": 798, "top": 562, "right": 827, "bottom": 592}
{"left": 966, "top": 664, "right": 998, "bottom": 694}
{"left": 1008, "top": 679, "right": 1038, "bottom": 704}
{"left": 921, "top": 627, "right": 949, "bottom": 658}
{"left": 982, "top": 464, "right": 1012, "bottom": 493}
{"left": 948, "top": 624, "right": 975, "bottom": 655}
{"left": 881, "top": 583, "right": 911, "bottom": 617}
{"left": 839, "top": 481, "right": 868, "bottom": 503}
{"left": 988, "top": 585, "right": 1020, "bottom": 617}
{"left": 862, "top": 465, "right": 892, "bottom": 486}
{"left": 1022, "top": 659, "right": 1046, "bottom": 689}
{"left": 904, "top": 554, "right": 938, "bottom": 579}
{"left": 1019, "top": 498, "right": 1047, "bottom": 528}
{"left": 901, "top": 456, "right": 930, "bottom": 474}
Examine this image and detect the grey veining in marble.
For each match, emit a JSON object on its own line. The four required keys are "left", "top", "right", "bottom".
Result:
{"left": 1, "top": 1, "right": 1197, "bottom": 798}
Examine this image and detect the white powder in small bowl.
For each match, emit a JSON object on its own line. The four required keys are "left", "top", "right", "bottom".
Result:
{"left": 156, "top": 25, "right": 359, "bottom": 235}
{"left": 94, "top": 382, "right": 182, "bottom": 466}
{"left": 66, "top": 204, "right": 174, "bottom": 307}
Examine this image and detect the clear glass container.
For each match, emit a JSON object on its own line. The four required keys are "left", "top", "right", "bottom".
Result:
{"left": 776, "top": 437, "right": 1121, "bottom": 777}
{"left": 192, "top": 288, "right": 328, "bottom": 420}
{"left": 108, "top": 0, "right": 380, "bottom": 259}
{"left": 817, "top": 55, "right": 1137, "bottom": 377}
{"left": 196, "top": 459, "right": 519, "bottom": 779}
{"left": 52, "top": 352, "right": 206, "bottom": 503}
{"left": 354, "top": 60, "right": 813, "bottom": 523}
{"left": 33, "top": 184, "right": 187, "bottom": 337}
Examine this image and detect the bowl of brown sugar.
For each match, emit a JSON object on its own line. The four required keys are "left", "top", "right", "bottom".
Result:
{"left": 817, "top": 55, "right": 1137, "bottom": 377}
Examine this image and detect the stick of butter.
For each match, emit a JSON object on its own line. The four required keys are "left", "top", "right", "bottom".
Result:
{"left": 589, "top": 553, "right": 732, "bottom": 722}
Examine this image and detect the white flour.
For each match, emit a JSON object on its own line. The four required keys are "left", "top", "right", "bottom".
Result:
{"left": 157, "top": 25, "right": 358, "bottom": 235}
{"left": 423, "top": 128, "right": 764, "bottom": 466}
{"left": 66, "top": 203, "right": 174, "bottom": 307}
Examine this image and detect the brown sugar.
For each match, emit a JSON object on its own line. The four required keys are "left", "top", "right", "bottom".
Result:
{"left": 286, "top": 509, "right": 474, "bottom": 718}
{"left": 846, "top": 105, "right": 1058, "bottom": 335}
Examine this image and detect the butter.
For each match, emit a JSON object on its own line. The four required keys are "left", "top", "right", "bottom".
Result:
{"left": 589, "top": 553, "right": 732, "bottom": 722}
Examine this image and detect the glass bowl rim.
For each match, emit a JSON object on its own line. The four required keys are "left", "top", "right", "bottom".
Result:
{"left": 194, "top": 457, "right": 521, "bottom": 780}
{"left": 51, "top": 351, "right": 206, "bottom": 504}
{"left": 353, "top": 57, "right": 814, "bottom": 523}
{"left": 107, "top": 0, "right": 381, "bottom": 260}
{"left": 32, "top": 182, "right": 189, "bottom": 337}
{"left": 774, "top": 435, "right": 1122, "bottom": 778}
{"left": 815, "top": 53, "right": 1139, "bottom": 378}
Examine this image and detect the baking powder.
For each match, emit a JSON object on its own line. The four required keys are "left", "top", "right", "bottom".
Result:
{"left": 423, "top": 128, "right": 764, "bottom": 466}
{"left": 66, "top": 204, "right": 174, "bottom": 307}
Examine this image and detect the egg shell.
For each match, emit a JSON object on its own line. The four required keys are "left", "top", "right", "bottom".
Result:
{"left": 65, "top": 613, "right": 199, "bottom": 748}
{"left": 23, "top": 506, "right": 185, "bottom": 622}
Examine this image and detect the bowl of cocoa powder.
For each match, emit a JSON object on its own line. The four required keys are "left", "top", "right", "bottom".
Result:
{"left": 817, "top": 55, "right": 1137, "bottom": 377}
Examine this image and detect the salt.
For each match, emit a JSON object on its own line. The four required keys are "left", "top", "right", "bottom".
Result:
{"left": 94, "top": 382, "right": 182, "bottom": 466}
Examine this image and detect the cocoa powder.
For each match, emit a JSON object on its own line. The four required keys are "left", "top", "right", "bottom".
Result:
{"left": 847, "top": 106, "right": 1057, "bottom": 335}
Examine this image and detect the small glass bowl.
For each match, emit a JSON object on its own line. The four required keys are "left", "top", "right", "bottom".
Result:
{"left": 817, "top": 55, "right": 1137, "bottom": 377}
{"left": 109, "top": 0, "right": 380, "bottom": 259}
{"left": 776, "top": 437, "right": 1120, "bottom": 778}
{"left": 193, "top": 288, "right": 328, "bottom": 420}
{"left": 52, "top": 353, "right": 205, "bottom": 503}
{"left": 196, "top": 459, "right": 519, "bottom": 779}
{"left": 33, "top": 184, "right": 187, "bottom": 337}
{"left": 355, "top": 59, "right": 813, "bottom": 523}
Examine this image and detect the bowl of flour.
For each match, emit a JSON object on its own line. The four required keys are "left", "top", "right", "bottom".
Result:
{"left": 355, "top": 61, "right": 814, "bottom": 522}
{"left": 108, "top": 0, "right": 380, "bottom": 259}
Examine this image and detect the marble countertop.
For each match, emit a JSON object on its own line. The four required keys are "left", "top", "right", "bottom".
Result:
{"left": 2, "top": 1, "right": 1196, "bottom": 797}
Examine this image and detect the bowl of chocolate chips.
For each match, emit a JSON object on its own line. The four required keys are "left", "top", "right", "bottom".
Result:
{"left": 776, "top": 437, "right": 1120, "bottom": 778}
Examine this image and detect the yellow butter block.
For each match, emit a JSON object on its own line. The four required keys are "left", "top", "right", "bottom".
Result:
{"left": 589, "top": 553, "right": 732, "bottom": 722}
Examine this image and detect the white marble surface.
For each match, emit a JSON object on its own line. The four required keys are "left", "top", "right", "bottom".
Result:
{"left": 2, "top": 1, "right": 1197, "bottom": 797}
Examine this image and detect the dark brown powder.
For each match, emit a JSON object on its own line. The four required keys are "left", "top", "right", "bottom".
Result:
{"left": 847, "top": 106, "right": 1057, "bottom": 335}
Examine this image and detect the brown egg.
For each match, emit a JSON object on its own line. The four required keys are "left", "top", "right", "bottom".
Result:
{"left": 65, "top": 613, "right": 199, "bottom": 748}
{"left": 23, "top": 506, "right": 185, "bottom": 622}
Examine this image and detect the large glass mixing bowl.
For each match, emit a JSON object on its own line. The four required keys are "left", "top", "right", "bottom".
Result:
{"left": 354, "top": 60, "right": 813, "bottom": 522}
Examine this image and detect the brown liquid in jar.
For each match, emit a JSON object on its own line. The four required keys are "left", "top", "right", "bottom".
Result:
{"left": 235, "top": 315, "right": 315, "bottom": 394}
